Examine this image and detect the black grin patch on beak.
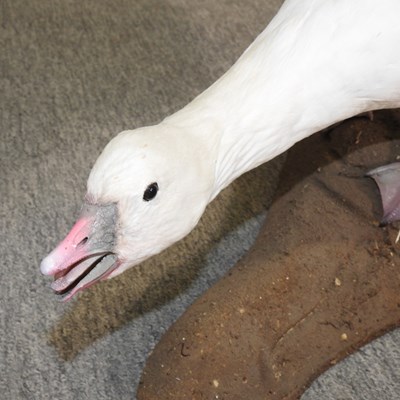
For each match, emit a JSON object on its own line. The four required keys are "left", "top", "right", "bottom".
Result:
{"left": 41, "top": 201, "right": 119, "bottom": 301}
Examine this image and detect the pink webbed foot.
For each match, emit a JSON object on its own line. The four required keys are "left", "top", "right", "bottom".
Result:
{"left": 367, "top": 162, "right": 400, "bottom": 225}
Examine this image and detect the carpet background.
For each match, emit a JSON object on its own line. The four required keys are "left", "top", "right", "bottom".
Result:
{"left": 1, "top": 1, "right": 399, "bottom": 399}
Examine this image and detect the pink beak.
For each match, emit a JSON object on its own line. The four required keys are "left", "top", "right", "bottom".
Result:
{"left": 40, "top": 202, "right": 118, "bottom": 301}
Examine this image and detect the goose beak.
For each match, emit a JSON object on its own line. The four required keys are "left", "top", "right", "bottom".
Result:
{"left": 40, "top": 202, "right": 119, "bottom": 301}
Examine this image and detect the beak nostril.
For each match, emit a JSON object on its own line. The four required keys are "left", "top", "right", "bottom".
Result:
{"left": 78, "top": 237, "right": 89, "bottom": 247}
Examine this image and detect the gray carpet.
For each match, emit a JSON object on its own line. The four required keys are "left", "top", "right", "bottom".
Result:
{"left": 1, "top": 1, "right": 400, "bottom": 399}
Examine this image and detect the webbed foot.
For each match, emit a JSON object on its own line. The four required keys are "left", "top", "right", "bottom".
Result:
{"left": 367, "top": 162, "right": 400, "bottom": 225}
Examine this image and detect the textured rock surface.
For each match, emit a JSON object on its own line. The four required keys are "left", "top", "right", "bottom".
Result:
{"left": 138, "top": 115, "right": 400, "bottom": 399}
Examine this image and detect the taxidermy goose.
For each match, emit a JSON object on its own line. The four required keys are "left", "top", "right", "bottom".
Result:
{"left": 41, "top": 0, "right": 400, "bottom": 300}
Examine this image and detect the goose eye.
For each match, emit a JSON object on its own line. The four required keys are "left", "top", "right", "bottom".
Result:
{"left": 143, "top": 182, "right": 159, "bottom": 201}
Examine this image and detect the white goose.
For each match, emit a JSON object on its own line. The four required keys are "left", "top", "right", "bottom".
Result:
{"left": 41, "top": 0, "right": 400, "bottom": 300}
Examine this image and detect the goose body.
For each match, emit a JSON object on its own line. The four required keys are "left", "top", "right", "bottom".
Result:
{"left": 41, "top": 0, "right": 400, "bottom": 299}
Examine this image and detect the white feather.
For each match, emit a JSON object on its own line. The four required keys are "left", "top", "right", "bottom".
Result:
{"left": 88, "top": 0, "right": 400, "bottom": 277}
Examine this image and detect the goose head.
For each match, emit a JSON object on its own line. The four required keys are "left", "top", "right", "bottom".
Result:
{"left": 40, "top": 123, "right": 216, "bottom": 300}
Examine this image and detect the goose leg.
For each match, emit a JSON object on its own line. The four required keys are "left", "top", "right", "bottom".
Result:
{"left": 367, "top": 162, "right": 400, "bottom": 225}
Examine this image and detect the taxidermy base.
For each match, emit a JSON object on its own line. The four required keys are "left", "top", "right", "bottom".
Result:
{"left": 137, "top": 111, "right": 400, "bottom": 400}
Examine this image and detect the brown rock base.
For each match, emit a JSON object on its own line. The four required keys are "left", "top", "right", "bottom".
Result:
{"left": 137, "top": 111, "right": 400, "bottom": 400}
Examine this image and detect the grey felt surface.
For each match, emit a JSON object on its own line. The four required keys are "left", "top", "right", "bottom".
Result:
{"left": 1, "top": 1, "right": 399, "bottom": 399}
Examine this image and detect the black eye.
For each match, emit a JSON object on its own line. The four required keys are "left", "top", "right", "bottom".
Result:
{"left": 143, "top": 182, "right": 159, "bottom": 201}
